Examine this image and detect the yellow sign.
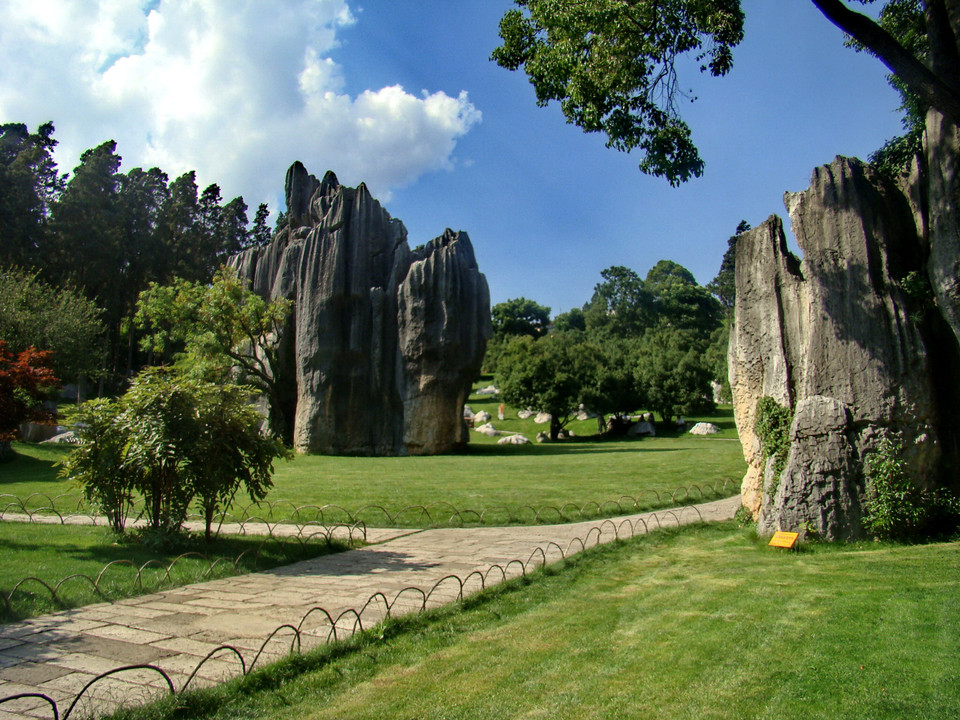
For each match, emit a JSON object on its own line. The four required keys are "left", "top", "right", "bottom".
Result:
{"left": 769, "top": 531, "right": 799, "bottom": 549}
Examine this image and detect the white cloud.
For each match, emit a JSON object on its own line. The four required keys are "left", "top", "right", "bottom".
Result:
{"left": 0, "top": 0, "right": 480, "bottom": 210}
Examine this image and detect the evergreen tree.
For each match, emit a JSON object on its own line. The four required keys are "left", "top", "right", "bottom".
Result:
{"left": 251, "top": 203, "right": 273, "bottom": 247}
{"left": 0, "top": 122, "right": 62, "bottom": 268}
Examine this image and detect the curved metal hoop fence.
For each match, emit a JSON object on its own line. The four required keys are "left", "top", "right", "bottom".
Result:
{"left": 0, "top": 522, "right": 366, "bottom": 617}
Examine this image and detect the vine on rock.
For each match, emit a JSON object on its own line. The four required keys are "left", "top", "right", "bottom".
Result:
{"left": 754, "top": 397, "right": 793, "bottom": 498}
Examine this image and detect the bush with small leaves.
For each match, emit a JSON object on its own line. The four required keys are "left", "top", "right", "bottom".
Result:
{"left": 863, "top": 436, "right": 960, "bottom": 541}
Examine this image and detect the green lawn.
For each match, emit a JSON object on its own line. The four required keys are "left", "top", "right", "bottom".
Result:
{"left": 2, "top": 396, "right": 745, "bottom": 526}
{"left": 109, "top": 522, "right": 960, "bottom": 720}
{"left": 0, "top": 521, "right": 352, "bottom": 622}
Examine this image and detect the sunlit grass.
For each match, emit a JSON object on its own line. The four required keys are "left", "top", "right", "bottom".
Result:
{"left": 107, "top": 522, "right": 960, "bottom": 720}
{"left": 2, "top": 383, "right": 745, "bottom": 525}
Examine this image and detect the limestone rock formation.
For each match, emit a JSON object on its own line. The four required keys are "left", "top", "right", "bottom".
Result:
{"left": 231, "top": 164, "right": 491, "bottom": 456}
{"left": 729, "top": 156, "right": 953, "bottom": 540}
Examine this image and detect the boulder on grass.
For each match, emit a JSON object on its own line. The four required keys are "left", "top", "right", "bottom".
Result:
{"left": 497, "top": 434, "right": 530, "bottom": 445}
{"left": 474, "top": 422, "right": 499, "bottom": 437}
{"left": 627, "top": 421, "right": 656, "bottom": 437}
{"left": 42, "top": 431, "right": 80, "bottom": 444}
{"left": 689, "top": 422, "right": 720, "bottom": 435}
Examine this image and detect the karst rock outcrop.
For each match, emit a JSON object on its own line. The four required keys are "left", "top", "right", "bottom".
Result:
{"left": 230, "top": 162, "right": 491, "bottom": 456}
{"left": 729, "top": 155, "right": 960, "bottom": 541}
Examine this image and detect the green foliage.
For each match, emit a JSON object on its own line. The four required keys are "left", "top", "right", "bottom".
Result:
{"left": 491, "top": 297, "right": 551, "bottom": 339}
{"left": 495, "top": 333, "right": 604, "bottom": 439}
{"left": 492, "top": 0, "right": 744, "bottom": 185}
{"left": 494, "top": 261, "right": 725, "bottom": 425}
{"left": 187, "top": 382, "right": 289, "bottom": 541}
{"left": 59, "top": 398, "right": 130, "bottom": 531}
{"left": 60, "top": 367, "right": 289, "bottom": 541}
{"left": 634, "top": 325, "right": 715, "bottom": 421}
{"left": 2, "top": 121, "right": 277, "bottom": 387}
{"left": 863, "top": 436, "right": 960, "bottom": 541}
{"left": 552, "top": 307, "right": 586, "bottom": 333}
{"left": 136, "top": 266, "right": 293, "bottom": 441}
{"left": 846, "top": 1, "right": 927, "bottom": 176}
{"left": 703, "top": 319, "right": 731, "bottom": 397}
{"left": 0, "top": 266, "right": 105, "bottom": 383}
{"left": 707, "top": 220, "right": 749, "bottom": 314}
{"left": 584, "top": 337, "right": 645, "bottom": 419}
{"left": 0, "top": 122, "right": 62, "bottom": 269}
{"left": 584, "top": 265, "right": 651, "bottom": 338}
{"left": 754, "top": 397, "right": 793, "bottom": 493}
{"left": 897, "top": 268, "right": 936, "bottom": 322}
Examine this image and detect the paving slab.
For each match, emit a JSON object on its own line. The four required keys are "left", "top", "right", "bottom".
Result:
{"left": 0, "top": 497, "right": 738, "bottom": 719}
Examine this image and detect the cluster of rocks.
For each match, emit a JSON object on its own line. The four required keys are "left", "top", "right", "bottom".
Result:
{"left": 472, "top": 422, "right": 530, "bottom": 445}
{"left": 230, "top": 163, "right": 491, "bottom": 456}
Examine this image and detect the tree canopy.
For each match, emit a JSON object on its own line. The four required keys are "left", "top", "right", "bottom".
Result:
{"left": 135, "top": 267, "right": 293, "bottom": 442}
{"left": 492, "top": 0, "right": 745, "bottom": 185}
{"left": 495, "top": 332, "right": 604, "bottom": 439}
{"left": 494, "top": 1, "right": 960, "bottom": 183}
{"left": 0, "top": 124, "right": 278, "bottom": 389}
{"left": 493, "top": 259, "right": 722, "bottom": 432}
{"left": 0, "top": 267, "right": 105, "bottom": 386}
{"left": 491, "top": 297, "right": 552, "bottom": 339}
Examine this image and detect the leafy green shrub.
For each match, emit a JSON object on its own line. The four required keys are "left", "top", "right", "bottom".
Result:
{"left": 60, "top": 398, "right": 133, "bottom": 532}
{"left": 733, "top": 504, "right": 754, "bottom": 527}
{"left": 863, "top": 436, "right": 960, "bottom": 541}
{"left": 754, "top": 397, "right": 793, "bottom": 496}
{"left": 61, "top": 367, "right": 289, "bottom": 541}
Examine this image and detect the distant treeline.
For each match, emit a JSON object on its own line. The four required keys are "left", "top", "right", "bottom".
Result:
{"left": 0, "top": 121, "right": 277, "bottom": 388}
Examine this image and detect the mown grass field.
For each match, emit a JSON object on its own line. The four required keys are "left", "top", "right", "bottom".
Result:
{"left": 108, "top": 522, "right": 960, "bottom": 720}
{"left": 0, "top": 388, "right": 743, "bottom": 620}
{"left": 2, "top": 389, "right": 745, "bottom": 525}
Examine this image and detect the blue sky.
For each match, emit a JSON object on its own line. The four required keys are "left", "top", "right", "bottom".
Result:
{"left": 0, "top": 1, "right": 904, "bottom": 315}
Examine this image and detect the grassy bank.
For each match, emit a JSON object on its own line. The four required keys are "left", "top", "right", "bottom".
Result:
{"left": 108, "top": 522, "right": 960, "bottom": 720}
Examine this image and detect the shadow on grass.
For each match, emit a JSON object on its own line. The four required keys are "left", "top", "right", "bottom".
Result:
{"left": 0, "top": 529, "right": 344, "bottom": 569}
{"left": 461, "top": 438, "right": 686, "bottom": 457}
{"left": 1, "top": 443, "right": 71, "bottom": 485}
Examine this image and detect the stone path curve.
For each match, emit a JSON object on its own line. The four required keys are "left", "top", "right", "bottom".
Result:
{"left": 0, "top": 496, "right": 739, "bottom": 719}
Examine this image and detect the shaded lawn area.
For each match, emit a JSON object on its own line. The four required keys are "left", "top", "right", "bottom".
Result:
{"left": 108, "top": 522, "right": 960, "bottom": 720}
{"left": 0, "top": 521, "right": 352, "bottom": 622}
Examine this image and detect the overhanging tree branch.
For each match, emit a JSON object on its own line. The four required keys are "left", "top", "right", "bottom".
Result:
{"left": 811, "top": 0, "right": 960, "bottom": 125}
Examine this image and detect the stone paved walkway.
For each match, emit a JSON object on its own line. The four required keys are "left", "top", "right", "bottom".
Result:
{"left": 0, "top": 497, "right": 739, "bottom": 719}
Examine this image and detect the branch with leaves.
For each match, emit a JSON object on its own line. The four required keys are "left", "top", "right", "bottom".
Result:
{"left": 135, "top": 267, "right": 293, "bottom": 442}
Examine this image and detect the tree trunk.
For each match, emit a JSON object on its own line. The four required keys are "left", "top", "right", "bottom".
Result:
{"left": 549, "top": 417, "right": 561, "bottom": 441}
{"left": 0, "top": 441, "right": 13, "bottom": 463}
{"left": 204, "top": 504, "right": 214, "bottom": 543}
